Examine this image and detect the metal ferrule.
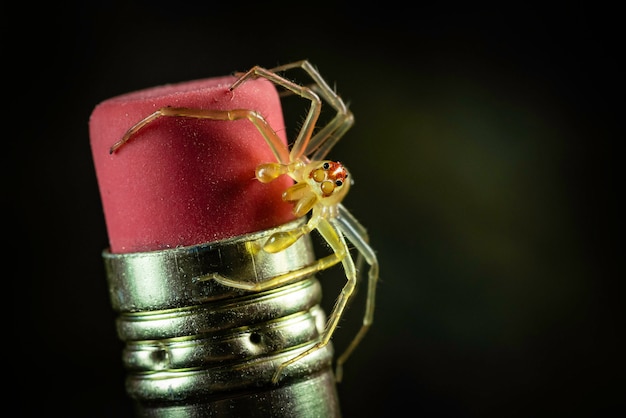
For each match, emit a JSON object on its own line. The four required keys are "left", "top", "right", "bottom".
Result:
{"left": 103, "top": 218, "right": 341, "bottom": 417}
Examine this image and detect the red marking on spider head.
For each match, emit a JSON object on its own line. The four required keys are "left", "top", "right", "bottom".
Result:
{"left": 326, "top": 161, "right": 348, "bottom": 183}
{"left": 309, "top": 161, "right": 349, "bottom": 198}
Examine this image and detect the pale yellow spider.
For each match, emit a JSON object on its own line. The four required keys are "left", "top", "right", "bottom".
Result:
{"left": 110, "top": 60, "right": 379, "bottom": 384}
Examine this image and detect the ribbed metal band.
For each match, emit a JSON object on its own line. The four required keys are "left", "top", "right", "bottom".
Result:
{"left": 103, "top": 219, "right": 341, "bottom": 417}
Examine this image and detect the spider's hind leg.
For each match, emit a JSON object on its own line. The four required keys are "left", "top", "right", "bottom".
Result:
{"left": 271, "top": 216, "right": 357, "bottom": 383}
{"left": 331, "top": 208, "right": 379, "bottom": 382}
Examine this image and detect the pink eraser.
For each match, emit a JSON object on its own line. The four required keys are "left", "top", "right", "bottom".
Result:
{"left": 90, "top": 76, "right": 295, "bottom": 253}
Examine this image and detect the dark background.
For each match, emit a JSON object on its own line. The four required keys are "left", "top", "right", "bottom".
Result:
{"left": 10, "top": 1, "right": 621, "bottom": 417}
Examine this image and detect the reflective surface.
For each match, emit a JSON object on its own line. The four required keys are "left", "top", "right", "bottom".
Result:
{"left": 104, "top": 219, "right": 341, "bottom": 417}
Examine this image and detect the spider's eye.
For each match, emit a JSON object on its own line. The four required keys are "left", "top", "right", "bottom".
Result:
{"left": 335, "top": 180, "right": 343, "bottom": 187}
{"left": 323, "top": 162, "right": 330, "bottom": 170}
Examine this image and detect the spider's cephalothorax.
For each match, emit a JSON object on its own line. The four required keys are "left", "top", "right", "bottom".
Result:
{"left": 307, "top": 161, "right": 349, "bottom": 199}
{"left": 255, "top": 159, "right": 350, "bottom": 218}
{"left": 293, "top": 160, "right": 349, "bottom": 215}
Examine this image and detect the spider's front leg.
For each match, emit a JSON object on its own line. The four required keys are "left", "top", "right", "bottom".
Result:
{"left": 109, "top": 106, "right": 284, "bottom": 155}
{"left": 231, "top": 65, "right": 322, "bottom": 162}
{"left": 232, "top": 61, "right": 355, "bottom": 161}
{"left": 267, "top": 60, "right": 355, "bottom": 161}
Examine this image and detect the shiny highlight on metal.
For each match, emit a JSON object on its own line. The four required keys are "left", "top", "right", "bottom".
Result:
{"left": 103, "top": 218, "right": 341, "bottom": 417}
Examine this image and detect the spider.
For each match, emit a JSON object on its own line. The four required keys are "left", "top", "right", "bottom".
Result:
{"left": 110, "top": 60, "right": 379, "bottom": 384}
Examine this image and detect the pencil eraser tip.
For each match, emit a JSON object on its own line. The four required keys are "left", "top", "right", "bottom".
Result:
{"left": 90, "top": 76, "right": 295, "bottom": 253}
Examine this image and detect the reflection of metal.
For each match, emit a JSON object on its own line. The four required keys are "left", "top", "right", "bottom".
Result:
{"left": 103, "top": 218, "right": 341, "bottom": 417}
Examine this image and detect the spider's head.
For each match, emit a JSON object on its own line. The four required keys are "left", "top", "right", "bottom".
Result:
{"left": 307, "top": 160, "right": 351, "bottom": 202}
{"left": 282, "top": 160, "right": 351, "bottom": 218}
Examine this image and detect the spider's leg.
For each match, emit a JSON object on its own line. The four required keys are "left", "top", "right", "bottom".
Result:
{"left": 271, "top": 217, "right": 357, "bottom": 383}
{"left": 269, "top": 60, "right": 343, "bottom": 110}
{"left": 331, "top": 208, "right": 378, "bottom": 382}
{"left": 109, "top": 109, "right": 164, "bottom": 153}
{"left": 231, "top": 67, "right": 322, "bottom": 162}
{"left": 110, "top": 107, "right": 288, "bottom": 163}
{"left": 198, "top": 209, "right": 344, "bottom": 292}
{"left": 308, "top": 107, "right": 354, "bottom": 162}
{"left": 268, "top": 60, "right": 354, "bottom": 160}
{"left": 197, "top": 249, "right": 342, "bottom": 292}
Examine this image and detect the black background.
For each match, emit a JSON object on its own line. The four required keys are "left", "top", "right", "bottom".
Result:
{"left": 10, "top": 2, "right": 621, "bottom": 417}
